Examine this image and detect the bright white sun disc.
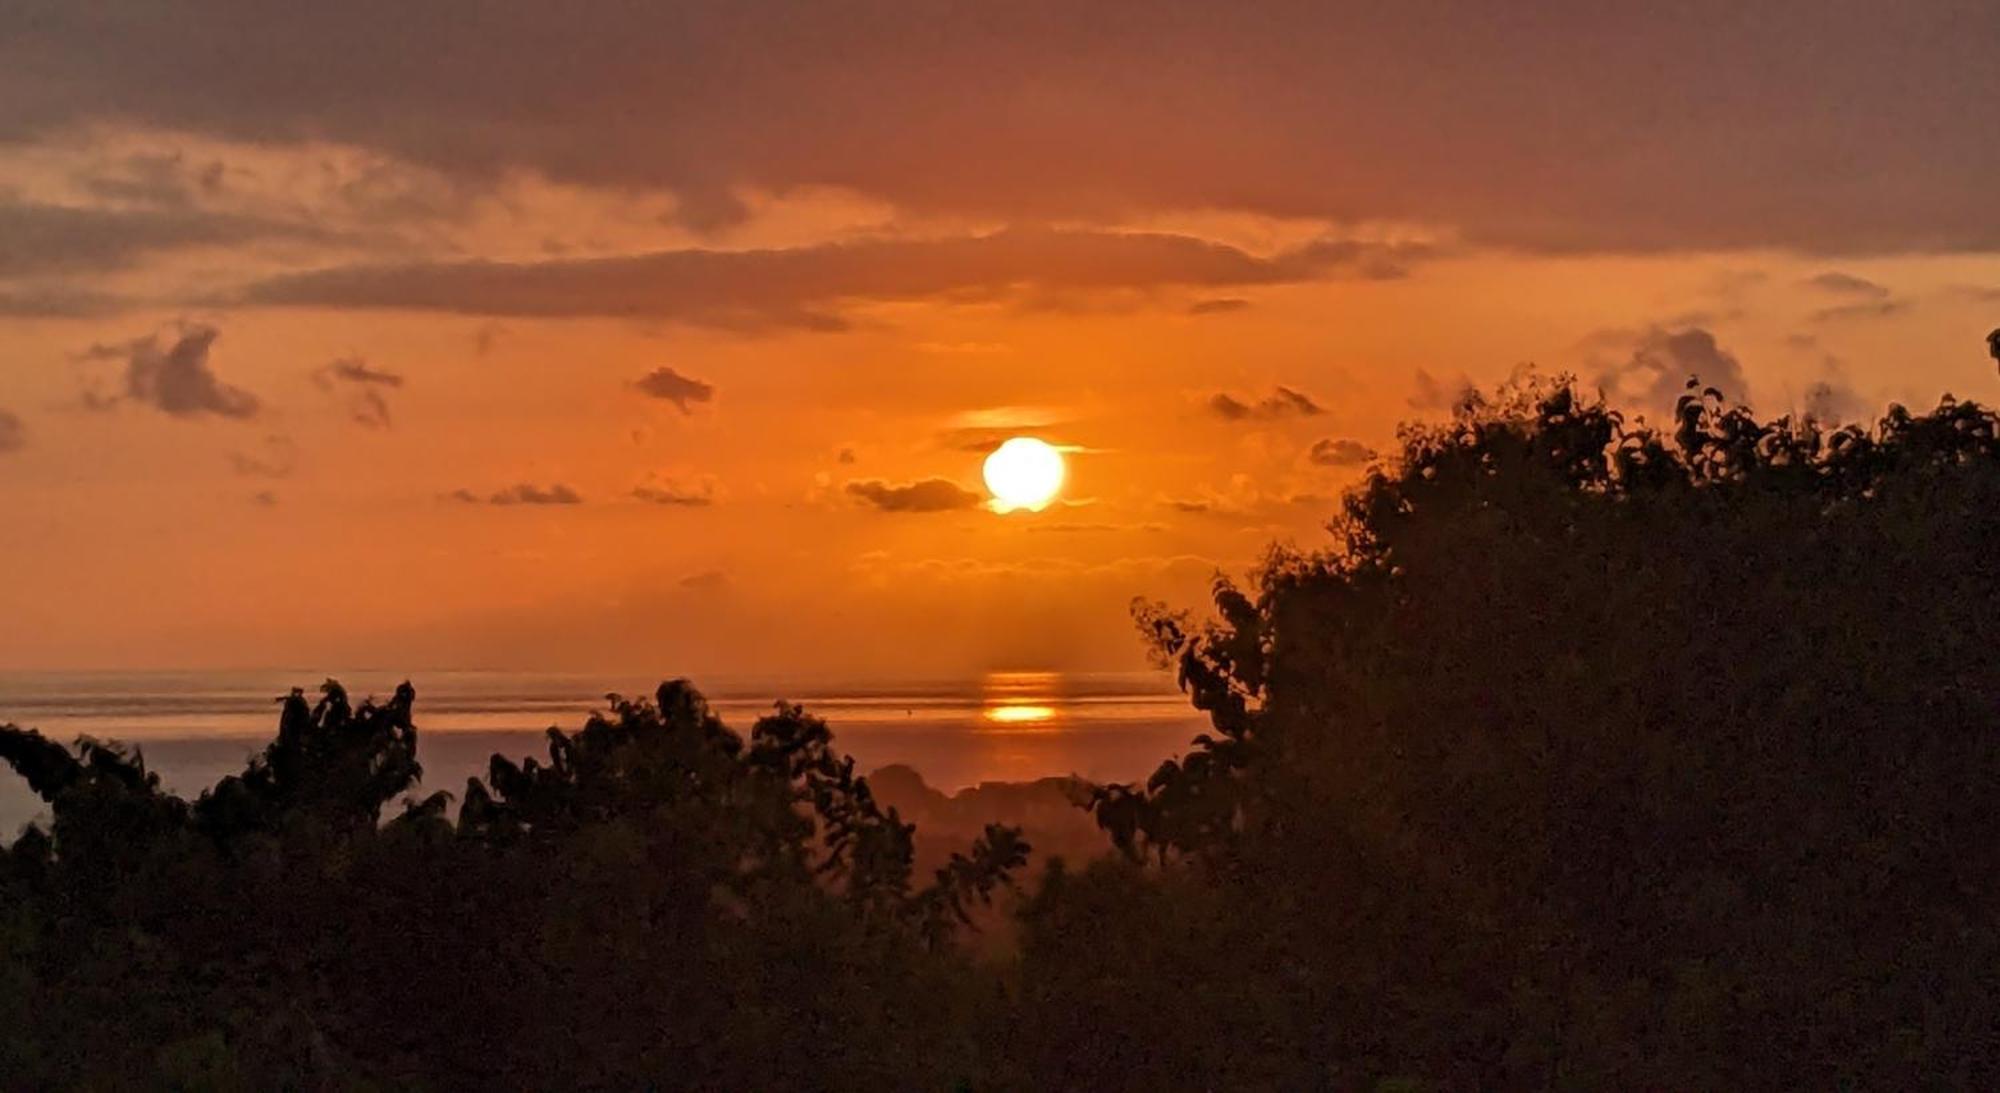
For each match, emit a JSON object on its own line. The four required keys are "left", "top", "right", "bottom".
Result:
{"left": 983, "top": 437, "right": 1065, "bottom": 512}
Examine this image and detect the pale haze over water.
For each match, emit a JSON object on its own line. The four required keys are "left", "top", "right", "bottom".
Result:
{"left": 0, "top": 669, "right": 1204, "bottom": 836}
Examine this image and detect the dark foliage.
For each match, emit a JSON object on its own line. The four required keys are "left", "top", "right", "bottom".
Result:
{"left": 0, "top": 680, "right": 1024, "bottom": 1089}
{"left": 1057, "top": 377, "right": 2000, "bottom": 1088}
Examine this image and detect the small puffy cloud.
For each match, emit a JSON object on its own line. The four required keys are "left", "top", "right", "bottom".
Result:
{"left": 1208, "top": 386, "right": 1323, "bottom": 421}
{"left": 312, "top": 356, "right": 404, "bottom": 428}
{"left": 632, "top": 473, "right": 718, "bottom": 506}
{"left": 227, "top": 435, "right": 298, "bottom": 478}
{"left": 1593, "top": 326, "right": 1750, "bottom": 417}
{"left": 448, "top": 483, "right": 583, "bottom": 505}
{"left": 0, "top": 410, "right": 25, "bottom": 453}
{"left": 249, "top": 490, "right": 279, "bottom": 507}
{"left": 678, "top": 569, "right": 729, "bottom": 589}
{"left": 1308, "top": 437, "right": 1375, "bottom": 466}
{"left": 80, "top": 324, "right": 259, "bottom": 419}
{"left": 837, "top": 446, "right": 857, "bottom": 465}
{"left": 846, "top": 477, "right": 982, "bottom": 513}
{"left": 1802, "top": 271, "right": 1890, "bottom": 299}
{"left": 632, "top": 366, "right": 714, "bottom": 413}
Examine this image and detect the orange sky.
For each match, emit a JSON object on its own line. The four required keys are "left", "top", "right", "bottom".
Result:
{"left": 1, "top": 4, "right": 1996, "bottom": 676}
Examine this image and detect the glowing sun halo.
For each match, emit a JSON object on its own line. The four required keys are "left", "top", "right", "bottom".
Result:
{"left": 983, "top": 437, "right": 1065, "bottom": 512}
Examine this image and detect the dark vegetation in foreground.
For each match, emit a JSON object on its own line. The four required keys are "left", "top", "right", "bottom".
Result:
{"left": 7, "top": 377, "right": 2000, "bottom": 1089}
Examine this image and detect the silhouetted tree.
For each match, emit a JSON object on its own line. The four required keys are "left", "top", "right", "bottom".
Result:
{"left": 1043, "top": 376, "right": 2000, "bottom": 1088}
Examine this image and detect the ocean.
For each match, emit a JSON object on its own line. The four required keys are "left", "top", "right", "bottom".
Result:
{"left": 0, "top": 669, "right": 1207, "bottom": 837}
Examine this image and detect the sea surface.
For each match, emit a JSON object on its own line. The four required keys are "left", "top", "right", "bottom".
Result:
{"left": 0, "top": 669, "right": 1207, "bottom": 837}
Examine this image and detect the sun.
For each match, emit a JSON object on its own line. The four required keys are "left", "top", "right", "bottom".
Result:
{"left": 983, "top": 437, "right": 1065, "bottom": 512}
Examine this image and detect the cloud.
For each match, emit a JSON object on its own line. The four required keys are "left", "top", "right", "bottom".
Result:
{"left": 837, "top": 447, "right": 857, "bottom": 465}
{"left": 0, "top": 200, "right": 315, "bottom": 278}
{"left": 79, "top": 324, "right": 260, "bottom": 419}
{"left": 1593, "top": 326, "right": 1750, "bottom": 416}
{"left": 1308, "top": 437, "right": 1375, "bottom": 466}
{"left": 1187, "top": 297, "right": 1251, "bottom": 315}
{"left": 678, "top": 569, "right": 729, "bottom": 589}
{"left": 448, "top": 483, "right": 582, "bottom": 505}
{"left": 0, "top": 285, "right": 131, "bottom": 318}
{"left": 1208, "top": 386, "right": 1323, "bottom": 421}
{"left": 0, "top": 410, "right": 24, "bottom": 453}
{"left": 1028, "top": 522, "right": 1168, "bottom": 534}
{"left": 6, "top": 6, "right": 1996, "bottom": 254}
{"left": 249, "top": 490, "right": 279, "bottom": 507}
{"left": 1810, "top": 299, "right": 1910, "bottom": 324}
{"left": 1408, "top": 368, "right": 1476, "bottom": 413}
{"left": 632, "top": 366, "right": 715, "bottom": 412}
{"left": 312, "top": 357, "right": 404, "bottom": 428}
{"left": 846, "top": 477, "right": 982, "bottom": 513}
{"left": 234, "top": 228, "right": 1432, "bottom": 327}
{"left": 632, "top": 473, "right": 717, "bottom": 506}
{"left": 227, "top": 435, "right": 298, "bottom": 478}
{"left": 1802, "top": 271, "right": 1890, "bottom": 299}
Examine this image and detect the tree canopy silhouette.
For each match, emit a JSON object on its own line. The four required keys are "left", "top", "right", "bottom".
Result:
{"left": 1049, "top": 376, "right": 2000, "bottom": 1088}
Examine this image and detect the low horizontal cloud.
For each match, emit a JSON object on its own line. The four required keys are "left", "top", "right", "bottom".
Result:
{"left": 79, "top": 324, "right": 260, "bottom": 420}
{"left": 1209, "top": 386, "right": 1323, "bottom": 421}
{"left": 1308, "top": 437, "right": 1375, "bottom": 466}
{"left": 632, "top": 366, "right": 714, "bottom": 412}
{"left": 846, "top": 477, "right": 982, "bottom": 513}
{"left": 1802, "top": 271, "right": 1890, "bottom": 299}
{"left": 678, "top": 569, "right": 728, "bottom": 589}
{"left": 1187, "top": 297, "right": 1251, "bottom": 315}
{"left": 235, "top": 228, "right": 1432, "bottom": 329}
{"left": 0, "top": 410, "right": 25, "bottom": 454}
{"left": 447, "top": 483, "right": 582, "bottom": 505}
{"left": 632, "top": 473, "right": 717, "bottom": 506}
{"left": 1810, "top": 299, "right": 1910, "bottom": 324}
{"left": 0, "top": 200, "right": 315, "bottom": 278}
{"left": 0, "top": 285, "right": 132, "bottom": 318}
{"left": 312, "top": 357, "right": 403, "bottom": 428}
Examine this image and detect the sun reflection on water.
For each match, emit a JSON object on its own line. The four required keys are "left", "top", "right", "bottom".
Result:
{"left": 978, "top": 670, "right": 1063, "bottom": 733}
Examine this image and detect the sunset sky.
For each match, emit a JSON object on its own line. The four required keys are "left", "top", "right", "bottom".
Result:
{"left": 1, "top": 2, "right": 1996, "bottom": 677}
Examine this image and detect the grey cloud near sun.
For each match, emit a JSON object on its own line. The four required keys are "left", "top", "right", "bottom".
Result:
{"left": 3, "top": 4, "right": 1995, "bottom": 254}
{"left": 79, "top": 324, "right": 260, "bottom": 420}
{"left": 633, "top": 367, "right": 715, "bottom": 412}
{"left": 1308, "top": 437, "right": 1375, "bottom": 466}
{"left": 232, "top": 229, "right": 1432, "bottom": 327}
{"left": 846, "top": 478, "right": 982, "bottom": 513}
{"left": 0, "top": 410, "right": 25, "bottom": 454}
{"left": 1593, "top": 327, "right": 1750, "bottom": 418}
{"left": 312, "top": 357, "right": 404, "bottom": 428}
{"left": 1208, "top": 386, "right": 1323, "bottom": 422}
{"left": 448, "top": 483, "right": 583, "bottom": 506}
